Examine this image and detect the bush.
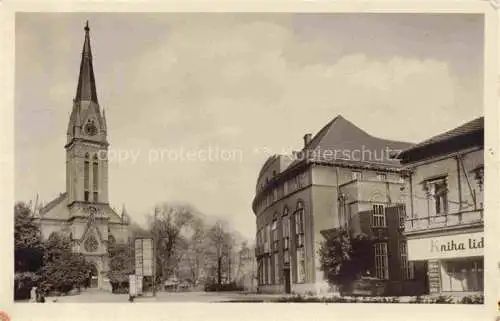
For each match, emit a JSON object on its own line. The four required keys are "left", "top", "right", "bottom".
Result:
{"left": 273, "top": 294, "right": 483, "bottom": 304}
{"left": 14, "top": 272, "right": 40, "bottom": 300}
{"left": 111, "top": 281, "right": 129, "bottom": 294}
{"left": 319, "top": 229, "right": 374, "bottom": 292}
{"left": 434, "top": 295, "right": 453, "bottom": 304}
{"left": 460, "top": 295, "right": 484, "bottom": 304}
{"left": 204, "top": 282, "right": 244, "bottom": 292}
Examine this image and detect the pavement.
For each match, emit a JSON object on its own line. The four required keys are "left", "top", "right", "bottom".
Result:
{"left": 36, "top": 288, "right": 288, "bottom": 303}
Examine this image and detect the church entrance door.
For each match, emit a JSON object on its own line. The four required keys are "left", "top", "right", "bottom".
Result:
{"left": 89, "top": 264, "right": 99, "bottom": 288}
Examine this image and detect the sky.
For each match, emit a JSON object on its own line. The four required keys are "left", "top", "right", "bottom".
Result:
{"left": 15, "top": 13, "right": 484, "bottom": 240}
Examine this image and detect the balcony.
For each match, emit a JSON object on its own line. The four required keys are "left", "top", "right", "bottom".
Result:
{"left": 404, "top": 210, "right": 483, "bottom": 234}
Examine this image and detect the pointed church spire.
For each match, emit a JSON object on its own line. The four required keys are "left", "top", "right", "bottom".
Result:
{"left": 75, "top": 21, "right": 98, "bottom": 104}
{"left": 102, "top": 107, "right": 107, "bottom": 132}
{"left": 121, "top": 204, "right": 130, "bottom": 224}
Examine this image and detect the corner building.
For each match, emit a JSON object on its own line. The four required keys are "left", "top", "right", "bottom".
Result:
{"left": 397, "top": 117, "right": 484, "bottom": 295}
{"left": 34, "top": 23, "right": 130, "bottom": 291}
{"left": 252, "top": 116, "right": 427, "bottom": 295}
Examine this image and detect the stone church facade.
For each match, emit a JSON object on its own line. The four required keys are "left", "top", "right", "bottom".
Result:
{"left": 33, "top": 22, "right": 130, "bottom": 291}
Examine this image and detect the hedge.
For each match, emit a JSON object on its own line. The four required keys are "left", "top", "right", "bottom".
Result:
{"left": 273, "top": 294, "right": 484, "bottom": 304}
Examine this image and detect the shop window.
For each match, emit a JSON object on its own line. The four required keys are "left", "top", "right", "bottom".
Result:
{"left": 352, "top": 171, "right": 362, "bottom": 181}
{"left": 374, "top": 242, "right": 389, "bottom": 280}
{"left": 377, "top": 173, "right": 387, "bottom": 181}
{"left": 372, "top": 204, "right": 387, "bottom": 228}
{"left": 440, "top": 258, "right": 484, "bottom": 292}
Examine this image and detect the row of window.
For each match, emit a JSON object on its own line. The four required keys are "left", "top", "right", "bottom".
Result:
{"left": 256, "top": 202, "right": 305, "bottom": 252}
{"left": 257, "top": 170, "right": 402, "bottom": 215}
{"left": 257, "top": 240, "right": 414, "bottom": 285}
{"left": 352, "top": 171, "right": 391, "bottom": 182}
{"left": 255, "top": 173, "right": 308, "bottom": 213}
{"left": 83, "top": 153, "right": 100, "bottom": 203}
{"left": 257, "top": 202, "right": 306, "bottom": 285}
{"left": 258, "top": 247, "right": 306, "bottom": 285}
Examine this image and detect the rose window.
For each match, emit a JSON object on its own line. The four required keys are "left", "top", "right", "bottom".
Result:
{"left": 84, "top": 234, "right": 99, "bottom": 252}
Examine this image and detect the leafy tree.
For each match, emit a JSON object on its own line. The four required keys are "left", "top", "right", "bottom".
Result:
{"left": 14, "top": 202, "right": 43, "bottom": 273}
{"left": 319, "top": 228, "right": 374, "bottom": 293}
{"left": 39, "top": 232, "right": 93, "bottom": 294}
{"left": 107, "top": 236, "right": 134, "bottom": 292}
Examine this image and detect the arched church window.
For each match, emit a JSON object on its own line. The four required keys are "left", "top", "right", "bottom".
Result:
{"left": 92, "top": 154, "right": 99, "bottom": 203}
{"left": 84, "top": 153, "right": 90, "bottom": 202}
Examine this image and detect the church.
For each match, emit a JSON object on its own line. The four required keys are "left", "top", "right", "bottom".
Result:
{"left": 33, "top": 22, "right": 130, "bottom": 291}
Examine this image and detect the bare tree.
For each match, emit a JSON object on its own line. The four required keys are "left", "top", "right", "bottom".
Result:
{"left": 177, "top": 217, "right": 208, "bottom": 286}
{"left": 148, "top": 203, "right": 195, "bottom": 285}
{"left": 207, "top": 221, "right": 235, "bottom": 285}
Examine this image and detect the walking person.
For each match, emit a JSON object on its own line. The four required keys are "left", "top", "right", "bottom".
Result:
{"left": 30, "top": 286, "right": 37, "bottom": 303}
{"left": 37, "top": 288, "right": 45, "bottom": 303}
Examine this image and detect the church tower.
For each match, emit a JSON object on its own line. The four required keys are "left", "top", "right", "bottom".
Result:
{"left": 66, "top": 21, "right": 109, "bottom": 206}
{"left": 37, "top": 22, "right": 129, "bottom": 292}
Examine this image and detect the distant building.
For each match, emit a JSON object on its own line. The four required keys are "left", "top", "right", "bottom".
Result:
{"left": 252, "top": 116, "right": 426, "bottom": 295}
{"left": 397, "top": 117, "right": 484, "bottom": 295}
{"left": 33, "top": 22, "right": 129, "bottom": 291}
{"left": 232, "top": 243, "right": 258, "bottom": 291}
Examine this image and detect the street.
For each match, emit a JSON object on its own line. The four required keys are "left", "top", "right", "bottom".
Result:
{"left": 30, "top": 288, "right": 287, "bottom": 303}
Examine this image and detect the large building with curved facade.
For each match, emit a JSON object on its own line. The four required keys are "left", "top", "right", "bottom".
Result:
{"left": 252, "top": 115, "right": 427, "bottom": 295}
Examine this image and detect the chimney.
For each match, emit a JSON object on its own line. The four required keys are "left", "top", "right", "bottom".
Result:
{"left": 303, "top": 133, "right": 312, "bottom": 148}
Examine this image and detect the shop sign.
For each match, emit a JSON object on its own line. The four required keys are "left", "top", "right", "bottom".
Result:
{"left": 407, "top": 232, "right": 483, "bottom": 261}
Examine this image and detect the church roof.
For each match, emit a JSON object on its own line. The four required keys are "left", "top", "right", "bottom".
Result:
{"left": 75, "top": 21, "right": 98, "bottom": 104}
{"left": 39, "top": 192, "right": 67, "bottom": 216}
{"left": 396, "top": 116, "right": 484, "bottom": 159}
